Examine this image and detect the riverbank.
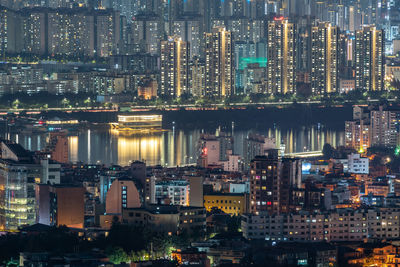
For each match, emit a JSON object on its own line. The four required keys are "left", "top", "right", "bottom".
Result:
{"left": 28, "top": 103, "right": 354, "bottom": 130}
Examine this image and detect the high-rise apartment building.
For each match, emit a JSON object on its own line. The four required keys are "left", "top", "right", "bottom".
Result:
{"left": 204, "top": 27, "right": 234, "bottom": 97}
{"left": 280, "top": 158, "right": 302, "bottom": 213}
{"left": 190, "top": 57, "right": 205, "bottom": 97}
{"left": 47, "top": 10, "right": 94, "bottom": 57}
{"left": 355, "top": 26, "right": 384, "bottom": 91}
{"left": 266, "top": 18, "right": 296, "bottom": 94}
{"left": 311, "top": 22, "right": 338, "bottom": 94}
{"left": 96, "top": 10, "right": 120, "bottom": 57}
{"left": 249, "top": 149, "right": 301, "bottom": 215}
{"left": 171, "top": 18, "right": 203, "bottom": 59}
{"left": 131, "top": 14, "right": 162, "bottom": 55}
{"left": 345, "top": 120, "right": 370, "bottom": 153}
{"left": 0, "top": 6, "right": 21, "bottom": 56}
{"left": 15, "top": 8, "right": 120, "bottom": 58}
{"left": 22, "top": 9, "right": 47, "bottom": 55}
{"left": 370, "top": 106, "right": 400, "bottom": 147}
{"left": 160, "top": 36, "right": 190, "bottom": 97}
{"left": 250, "top": 151, "right": 280, "bottom": 214}
{"left": 243, "top": 134, "right": 276, "bottom": 171}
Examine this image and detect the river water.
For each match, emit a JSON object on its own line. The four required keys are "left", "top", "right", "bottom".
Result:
{"left": 9, "top": 124, "right": 344, "bottom": 167}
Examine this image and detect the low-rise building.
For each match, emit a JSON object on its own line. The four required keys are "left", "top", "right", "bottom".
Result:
{"left": 241, "top": 208, "right": 400, "bottom": 242}
{"left": 348, "top": 243, "right": 400, "bottom": 266}
{"left": 203, "top": 193, "right": 248, "bottom": 216}
{"left": 347, "top": 153, "right": 369, "bottom": 174}
{"left": 122, "top": 205, "right": 206, "bottom": 235}
{"left": 155, "top": 180, "right": 189, "bottom": 206}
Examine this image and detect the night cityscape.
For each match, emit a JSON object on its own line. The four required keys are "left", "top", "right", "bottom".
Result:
{"left": 0, "top": 0, "right": 400, "bottom": 266}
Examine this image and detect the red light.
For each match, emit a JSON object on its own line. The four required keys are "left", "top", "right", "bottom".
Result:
{"left": 274, "top": 16, "right": 285, "bottom": 21}
{"left": 38, "top": 120, "right": 44, "bottom": 125}
{"left": 267, "top": 201, "right": 272, "bottom": 205}
{"left": 203, "top": 147, "right": 208, "bottom": 155}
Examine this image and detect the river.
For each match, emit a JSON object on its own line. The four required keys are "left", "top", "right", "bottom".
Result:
{"left": 9, "top": 123, "right": 344, "bottom": 167}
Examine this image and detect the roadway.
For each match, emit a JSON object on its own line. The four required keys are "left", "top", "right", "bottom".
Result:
{"left": 0, "top": 98, "right": 396, "bottom": 114}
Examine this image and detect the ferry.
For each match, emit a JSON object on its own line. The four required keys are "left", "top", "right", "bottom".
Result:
{"left": 110, "top": 114, "right": 163, "bottom": 133}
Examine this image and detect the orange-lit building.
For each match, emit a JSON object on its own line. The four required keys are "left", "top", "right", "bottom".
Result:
{"left": 36, "top": 184, "right": 85, "bottom": 228}
{"left": 366, "top": 182, "right": 389, "bottom": 197}
{"left": 46, "top": 132, "right": 69, "bottom": 163}
{"left": 137, "top": 77, "right": 158, "bottom": 100}
{"left": 348, "top": 244, "right": 400, "bottom": 266}
{"left": 172, "top": 248, "right": 210, "bottom": 266}
{"left": 105, "top": 178, "right": 141, "bottom": 214}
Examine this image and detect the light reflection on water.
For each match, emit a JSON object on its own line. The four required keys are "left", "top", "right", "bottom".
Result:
{"left": 10, "top": 125, "right": 344, "bottom": 167}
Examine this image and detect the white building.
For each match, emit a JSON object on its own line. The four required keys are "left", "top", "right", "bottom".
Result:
{"left": 155, "top": 180, "right": 190, "bottom": 206}
{"left": 229, "top": 182, "right": 250, "bottom": 194}
{"left": 221, "top": 150, "right": 242, "bottom": 172}
{"left": 41, "top": 159, "right": 61, "bottom": 184}
{"left": 347, "top": 153, "right": 369, "bottom": 174}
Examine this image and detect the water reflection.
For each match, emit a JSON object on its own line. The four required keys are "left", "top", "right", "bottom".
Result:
{"left": 9, "top": 124, "right": 344, "bottom": 167}
{"left": 68, "top": 136, "right": 78, "bottom": 163}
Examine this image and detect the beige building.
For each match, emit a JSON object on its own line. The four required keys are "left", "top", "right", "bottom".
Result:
{"left": 105, "top": 178, "right": 141, "bottom": 214}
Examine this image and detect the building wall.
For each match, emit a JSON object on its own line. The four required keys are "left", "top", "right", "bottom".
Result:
{"left": 54, "top": 186, "right": 85, "bottom": 228}
{"left": 267, "top": 19, "right": 296, "bottom": 94}
{"left": 189, "top": 176, "right": 204, "bottom": 207}
{"left": 355, "top": 26, "right": 384, "bottom": 91}
{"left": 106, "top": 179, "right": 141, "bottom": 214}
{"left": 205, "top": 27, "right": 234, "bottom": 97}
{"left": 347, "top": 153, "right": 369, "bottom": 174}
{"left": 203, "top": 194, "right": 247, "bottom": 215}
{"left": 242, "top": 208, "right": 400, "bottom": 242}
{"left": 0, "top": 162, "right": 40, "bottom": 231}
{"left": 155, "top": 181, "right": 190, "bottom": 206}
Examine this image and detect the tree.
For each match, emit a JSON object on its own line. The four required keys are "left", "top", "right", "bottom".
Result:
{"left": 227, "top": 216, "right": 241, "bottom": 233}
{"left": 106, "top": 246, "right": 129, "bottom": 264}
{"left": 61, "top": 98, "right": 70, "bottom": 108}
{"left": 322, "top": 143, "right": 334, "bottom": 159}
{"left": 12, "top": 99, "right": 20, "bottom": 109}
{"left": 84, "top": 97, "right": 91, "bottom": 107}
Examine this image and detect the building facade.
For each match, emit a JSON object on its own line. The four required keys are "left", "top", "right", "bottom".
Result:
{"left": 205, "top": 27, "right": 234, "bottom": 97}
{"left": 242, "top": 208, "right": 400, "bottom": 242}
{"left": 311, "top": 22, "right": 338, "bottom": 94}
{"left": 160, "top": 36, "right": 190, "bottom": 97}
{"left": 155, "top": 180, "right": 190, "bottom": 206}
{"left": 266, "top": 18, "right": 296, "bottom": 94}
{"left": 355, "top": 26, "right": 384, "bottom": 91}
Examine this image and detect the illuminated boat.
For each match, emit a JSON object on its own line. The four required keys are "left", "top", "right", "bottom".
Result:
{"left": 110, "top": 114, "right": 163, "bottom": 133}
